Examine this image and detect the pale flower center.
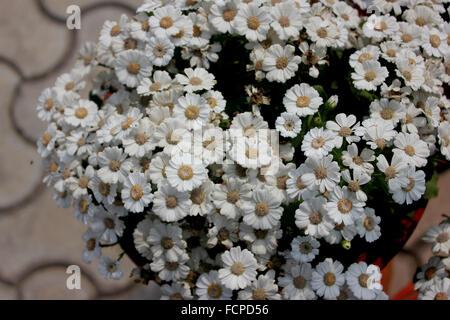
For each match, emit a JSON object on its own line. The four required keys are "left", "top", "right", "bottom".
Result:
{"left": 314, "top": 167, "right": 327, "bottom": 179}
{"left": 358, "top": 52, "right": 372, "bottom": 63}
{"left": 121, "top": 117, "right": 133, "bottom": 130}
{"left": 160, "top": 16, "right": 173, "bottom": 29}
{"left": 376, "top": 138, "right": 387, "bottom": 149}
{"left": 189, "top": 76, "right": 203, "bottom": 86}
{"left": 296, "top": 175, "right": 307, "bottom": 189}
{"left": 293, "top": 276, "right": 307, "bottom": 289}
{"left": 161, "top": 237, "right": 174, "bottom": 249}
{"left": 127, "top": 62, "right": 140, "bottom": 75}
{"left": 65, "top": 82, "right": 76, "bottom": 91}
{"left": 364, "top": 216, "right": 376, "bottom": 231}
{"left": 75, "top": 107, "right": 88, "bottom": 119}
{"left": 311, "top": 136, "right": 326, "bottom": 149}
{"left": 255, "top": 202, "right": 269, "bottom": 216}
{"left": 150, "top": 82, "right": 162, "bottom": 91}
{"left": 247, "top": 16, "right": 260, "bottom": 30}
{"left": 252, "top": 288, "right": 267, "bottom": 300}
{"left": 178, "top": 165, "right": 194, "bottom": 180}
{"left": 279, "top": 15, "right": 290, "bottom": 27}
{"left": 185, "top": 105, "right": 200, "bottom": 120}
{"left": 78, "top": 199, "right": 89, "bottom": 214}
{"left": 124, "top": 38, "right": 137, "bottom": 50}
{"left": 276, "top": 56, "right": 289, "bottom": 70}
{"left": 380, "top": 108, "right": 394, "bottom": 120}
{"left": 358, "top": 273, "right": 370, "bottom": 288}
{"left": 401, "top": 177, "right": 415, "bottom": 192}
{"left": 339, "top": 126, "right": 351, "bottom": 137}
{"left": 338, "top": 198, "right": 353, "bottom": 213}
{"left": 403, "top": 70, "right": 412, "bottom": 81}
{"left": 348, "top": 180, "right": 360, "bottom": 192}
{"left": 206, "top": 97, "right": 217, "bottom": 108}
{"left": 364, "top": 71, "right": 376, "bottom": 82}
{"left": 42, "top": 133, "right": 52, "bottom": 146}
{"left": 218, "top": 228, "right": 230, "bottom": 241}
{"left": 153, "top": 44, "right": 167, "bottom": 57}
{"left": 207, "top": 283, "right": 223, "bottom": 299}
{"left": 429, "top": 34, "right": 441, "bottom": 48}
{"left": 109, "top": 160, "right": 121, "bottom": 172}
{"left": 299, "top": 241, "right": 313, "bottom": 254}
{"left": 78, "top": 176, "right": 89, "bottom": 189}
{"left": 309, "top": 211, "right": 322, "bottom": 225}
{"left": 98, "top": 182, "right": 110, "bottom": 196}
{"left": 401, "top": 33, "right": 413, "bottom": 43}
{"left": 135, "top": 133, "right": 148, "bottom": 145}
{"left": 324, "top": 272, "right": 336, "bottom": 286}
{"left": 245, "top": 148, "right": 259, "bottom": 160}
{"left": 283, "top": 120, "right": 295, "bottom": 131}
{"left": 277, "top": 176, "right": 288, "bottom": 190}
{"left": 110, "top": 24, "right": 121, "bottom": 36}
{"left": 166, "top": 196, "right": 178, "bottom": 208}
{"left": 316, "top": 27, "right": 327, "bottom": 38}
{"left": 231, "top": 262, "right": 245, "bottom": 275}
{"left": 374, "top": 21, "right": 387, "bottom": 31}
{"left": 165, "top": 261, "right": 178, "bottom": 271}
{"left": 130, "top": 185, "right": 144, "bottom": 201}
{"left": 385, "top": 166, "right": 396, "bottom": 180}
{"left": 404, "top": 145, "right": 415, "bottom": 156}
{"left": 227, "top": 190, "right": 240, "bottom": 204}
{"left": 44, "top": 98, "right": 54, "bottom": 111}
{"left": 353, "top": 156, "right": 363, "bottom": 165}
{"left": 190, "top": 188, "right": 206, "bottom": 205}
{"left": 222, "top": 10, "right": 236, "bottom": 22}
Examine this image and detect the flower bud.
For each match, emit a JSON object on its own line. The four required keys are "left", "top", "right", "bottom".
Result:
{"left": 341, "top": 240, "right": 351, "bottom": 250}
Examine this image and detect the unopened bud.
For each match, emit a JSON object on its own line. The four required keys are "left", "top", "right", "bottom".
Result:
{"left": 327, "top": 95, "right": 338, "bottom": 109}
{"left": 341, "top": 240, "right": 351, "bottom": 250}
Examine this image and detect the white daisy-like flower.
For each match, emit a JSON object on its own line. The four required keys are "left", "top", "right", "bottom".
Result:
{"left": 196, "top": 270, "right": 233, "bottom": 300}
{"left": 326, "top": 186, "right": 365, "bottom": 225}
{"left": 422, "top": 222, "right": 450, "bottom": 255}
{"left": 54, "top": 72, "right": 85, "bottom": 99}
{"left": 36, "top": 88, "right": 57, "bottom": 122}
{"left": 302, "top": 155, "right": 341, "bottom": 193}
{"left": 351, "top": 60, "right": 389, "bottom": 91}
{"left": 154, "top": 118, "right": 191, "bottom": 156}
{"left": 358, "top": 118, "right": 397, "bottom": 150}
{"left": 306, "top": 16, "right": 338, "bottom": 48}
{"left": 389, "top": 166, "right": 426, "bottom": 205}
{"left": 82, "top": 229, "right": 102, "bottom": 264}
{"left": 212, "top": 177, "right": 252, "bottom": 220}
{"left": 133, "top": 216, "right": 153, "bottom": 260}
{"left": 299, "top": 42, "right": 327, "bottom": 78}
{"left": 286, "top": 163, "right": 318, "bottom": 201}
{"left": 207, "top": 214, "right": 239, "bottom": 249}
{"left": 333, "top": 1, "right": 360, "bottom": 29}
{"left": 145, "top": 36, "right": 174, "bottom": 67}
{"left": 342, "top": 143, "right": 375, "bottom": 175}
{"left": 362, "top": 14, "right": 399, "bottom": 40}
{"left": 242, "top": 186, "right": 283, "bottom": 230}
{"left": 175, "top": 67, "right": 216, "bottom": 93}
{"left": 275, "top": 112, "right": 302, "bottom": 138}
{"left": 147, "top": 221, "right": 187, "bottom": 262}
{"left": 64, "top": 99, "right": 98, "bottom": 128}
{"left": 37, "top": 123, "right": 63, "bottom": 158}
{"left": 67, "top": 165, "right": 95, "bottom": 199}
{"left": 349, "top": 45, "right": 381, "bottom": 69}
{"left": 376, "top": 153, "right": 408, "bottom": 186}
{"left": 152, "top": 180, "right": 192, "bottom": 222}
{"left": 238, "top": 270, "right": 281, "bottom": 300}
{"left": 98, "top": 257, "right": 123, "bottom": 280}
{"left": 393, "top": 132, "right": 430, "bottom": 168}
{"left": 219, "top": 247, "right": 258, "bottom": 290}
{"left": 150, "top": 253, "right": 190, "bottom": 282}
{"left": 229, "top": 138, "right": 273, "bottom": 170}
{"left": 122, "top": 118, "right": 155, "bottom": 158}
{"left": 345, "top": 262, "right": 383, "bottom": 300}
{"left": 97, "top": 146, "right": 133, "bottom": 184}
{"left": 90, "top": 207, "right": 125, "bottom": 243}
{"left": 278, "top": 263, "right": 316, "bottom": 300}
{"left": 419, "top": 277, "right": 450, "bottom": 300}
{"left": 369, "top": 98, "right": 406, "bottom": 126}
{"left": 149, "top": 5, "right": 183, "bottom": 38}
{"left": 121, "top": 172, "right": 153, "bottom": 213}
{"left": 301, "top": 127, "right": 336, "bottom": 159}
{"left": 114, "top": 50, "right": 152, "bottom": 88}
{"left": 263, "top": 44, "right": 301, "bottom": 83}
{"left": 295, "top": 196, "right": 333, "bottom": 238}
{"left": 414, "top": 256, "right": 447, "bottom": 291}
{"left": 229, "top": 112, "right": 269, "bottom": 140}
{"left": 270, "top": 2, "right": 302, "bottom": 40}
{"left": 209, "top": 1, "right": 239, "bottom": 34}
{"left": 165, "top": 153, "right": 208, "bottom": 192}
{"left": 325, "top": 221, "right": 358, "bottom": 245}
{"left": 438, "top": 121, "right": 450, "bottom": 161}
{"left": 341, "top": 169, "right": 370, "bottom": 202}
{"left": 283, "top": 83, "right": 323, "bottom": 117}
{"left": 89, "top": 173, "right": 117, "bottom": 205}
{"left": 290, "top": 236, "right": 320, "bottom": 263}
{"left": 232, "top": 3, "right": 271, "bottom": 42}
{"left": 160, "top": 282, "right": 193, "bottom": 300}
{"left": 173, "top": 93, "right": 210, "bottom": 131}
{"left": 401, "top": 103, "right": 427, "bottom": 134}
{"left": 311, "top": 258, "right": 345, "bottom": 300}
{"left": 423, "top": 96, "right": 441, "bottom": 128}
{"left": 73, "top": 195, "right": 95, "bottom": 224}
{"left": 137, "top": 70, "right": 172, "bottom": 96}
{"left": 239, "top": 224, "right": 282, "bottom": 256}
{"left": 421, "top": 26, "right": 448, "bottom": 58}
{"left": 99, "top": 15, "right": 128, "bottom": 48}
{"left": 203, "top": 90, "right": 226, "bottom": 113}
{"left": 356, "top": 207, "right": 381, "bottom": 243}
{"left": 393, "top": 22, "right": 422, "bottom": 48}
{"left": 326, "top": 113, "right": 361, "bottom": 148}
{"left": 190, "top": 180, "right": 215, "bottom": 217}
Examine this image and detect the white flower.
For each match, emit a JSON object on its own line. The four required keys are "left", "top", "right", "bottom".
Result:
{"left": 219, "top": 247, "right": 258, "bottom": 290}
{"left": 229, "top": 138, "right": 273, "bottom": 170}
{"left": 152, "top": 180, "right": 192, "bottom": 222}
{"left": 82, "top": 229, "right": 102, "bottom": 264}
{"left": 173, "top": 93, "right": 210, "bottom": 131}
{"left": 99, "top": 15, "right": 127, "bottom": 48}
{"left": 438, "top": 121, "right": 450, "bottom": 161}
{"left": 148, "top": 221, "right": 187, "bottom": 262}
{"left": 133, "top": 216, "right": 153, "bottom": 260}
{"left": 97, "top": 146, "right": 133, "bottom": 184}
{"left": 196, "top": 270, "right": 233, "bottom": 300}
{"left": 232, "top": 3, "right": 271, "bottom": 42}
{"left": 207, "top": 214, "right": 239, "bottom": 249}
{"left": 137, "top": 70, "right": 172, "bottom": 96}
{"left": 278, "top": 263, "right": 316, "bottom": 300}
{"left": 275, "top": 112, "right": 302, "bottom": 138}
{"left": 302, "top": 155, "right": 341, "bottom": 193}
{"left": 203, "top": 90, "right": 226, "bottom": 113}
{"left": 160, "top": 282, "right": 193, "bottom": 300}
{"left": 295, "top": 197, "right": 333, "bottom": 238}
{"left": 393, "top": 22, "right": 422, "bottom": 48}
{"left": 286, "top": 163, "right": 318, "bottom": 201}
{"left": 209, "top": 1, "right": 239, "bottom": 34}
{"left": 121, "top": 173, "right": 153, "bottom": 213}
{"left": 345, "top": 262, "right": 383, "bottom": 300}
{"left": 283, "top": 83, "right": 323, "bottom": 117}
{"left": 356, "top": 207, "right": 381, "bottom": 243}
{"left": 149, "top": 5, "right": 183, "bottom": 38}
{"left": 414, "top": 256, "right": 447, "bottom": 291}
{"left": 376, "top": 153, "right": 408, "bottom": 186}
{"left": 90, "top": 207, "right": 125, "bottom": 243}
{"left": 395, "top": 55, "right": 425, "bottom": 91}
{"left": 67, "top": 165, "right": 95, "bottom": 199}
{"left": 326, "top": 113, "right": 360, "bottom": 148}
{"left": 242, "top": 186, "right": 283, "bottom": 230}
{"left": 238, "top": 270, "right": 281, "bottom": 300}
{"left": 98, "top": 257, "right": 123, "bottom": 280}
{"left": 393, "top": 132, "right": 430, "bottom": 168}
{"left": 423, "top": 96, "right": 441, "bottom": 128}
{"left": 150, "top": 253, "right": 190, "bottom": 282}
{"left": 306, "top": 16, "right": 338, "bottom": 48}
{"left": 362, "top": 14, "right": 399, "bottom": 40}
{"left": 349, "top": 45, "right": 380, "bottom": 69}
{"left": 326, "top": 186, "right": 365, "bottom": 225}
{"left": 311, "top": 258, "right": 345, "bottom": 300}
{"left": 419, "top": 278, "right": 450, "bottom": 300}
{"left": 37, "top": 123, "right": 63, "bottom": 157}
{"left": 299, "top": 42, "right": 327, "bottom": 78}
{"left": 421, "top": 27, "right": 448, "bottom": 58}
{"left": 389, "top": 166, "right": 426, "bottom": 205}
{"left": 154, "top": 118, "right": 191, "bottom": 156}
{"left": 351, "top": 60, "right": 388, "bottom": 91}
{"left": 369, "top": 98, "right": 406, "bottom": 126}
{"left": 270, "top": 2, "right": 302, "bottom": 40}
{"left": 342, "top": 169, "right": 370, "bottom": 202}
{"left": 165, "top": 153, "right": 208, "bottom": 192}
{"left": 114, "top": 50, "right": 152, "bottom": 88}
{"left": 333, "top": 2, "right": 360, "bottom": 29}
{"left": 122, "top": 118, "right": 155, "bottom": 157}
{"left": 422, "top": 223, "right": 450, "bottom": 255}
{"left": 64, "top": 99, "right": 98, "bottom": 128}
{"left": 36, "top": 88, "right": 57, "bottom": 122}
{"left": 176, "top": 67, "right": 216, "bottom": 93}
{"left": 239, "top": 224, "right": 281, "bottom": 256}
{"left": 145, "top": 36, "right": 174, "bottom": 67}
{"left": 212, "top": 177, "right": 252, "bottom": 220}
{"left": 342, "top": 143, "right": 375, "bottom": 175}
{"left": 301, "top": 127, "right": 336, "bottom": 159}
{"left": 290, "top": 236, "right": 320, "bottom": 263}
{"left": 358, "top": 118, "right": 397, "bottom": 150}
{"left": 263, "top": 44, "right": 301, "bottom": 83}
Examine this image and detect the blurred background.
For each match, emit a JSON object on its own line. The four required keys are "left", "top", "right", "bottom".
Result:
{"left": 0, "top": 0, "right": 448, "bottom": 299}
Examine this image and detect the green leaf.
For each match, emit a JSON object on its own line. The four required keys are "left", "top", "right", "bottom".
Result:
{"left": 424, "top": 170, "right": 439, "bottom": 200}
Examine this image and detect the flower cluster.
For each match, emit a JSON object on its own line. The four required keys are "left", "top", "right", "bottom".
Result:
{"left": 413, "top": 217, "right": 450, "bottom": 300}
{"left": 36, "top": 0, "right": 449, "bottom": 300}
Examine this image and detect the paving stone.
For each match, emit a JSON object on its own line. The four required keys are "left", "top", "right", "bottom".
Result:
{"left": 19, "top": 266, "right": 96, "bottom": 300}
{"left": 0, "top": 0, "right": 71, "bottom": 78}
{"left": 0, "top": 64, "right": 43, "bottom": 209}
{"left": 0, "top": 282, "right": 19, "bottom": 300}
{"left": 0, "top": 187, "right": 138, "bottom": 295}
{"left": 12, "top": 6, "right": 137, "bottom": 141}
